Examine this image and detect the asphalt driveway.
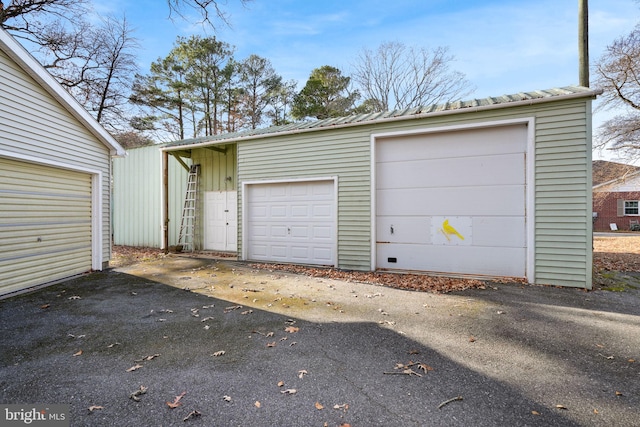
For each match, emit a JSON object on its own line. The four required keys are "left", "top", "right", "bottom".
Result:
{"left": 1, "top": 256, "right": 639, "bottom": 426}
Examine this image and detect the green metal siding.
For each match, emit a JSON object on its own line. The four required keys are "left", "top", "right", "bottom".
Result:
{"left": 238, "top": 128, "right": 372, "bottom": 270}
{"left": 235, "top": 97, "right": 594, "bottom": 287}
{"left": 112, "top": 146, "right": 190, "bottom": 247}
{"left": 534, "top": 100, "right": 592, "bottom": 288}
{"left": 191, "top": 144, "right": 237, "bottom": 250}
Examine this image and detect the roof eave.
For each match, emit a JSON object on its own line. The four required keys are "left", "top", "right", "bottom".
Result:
{"left": 0, "top": 29, "right": 126, "bottom": 157}
{"left": 593, "top": 169, "right": 640, "bottom": 190}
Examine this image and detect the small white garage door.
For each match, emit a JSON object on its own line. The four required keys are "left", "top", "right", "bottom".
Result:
{"left": 0, "top": 157, "right": 93, "bottom": 295}
{"left": 245, "top": 180, "right": 336, "bottom": 265}
{"left": 376, "top": 124, "right": 528, "bottom": 278}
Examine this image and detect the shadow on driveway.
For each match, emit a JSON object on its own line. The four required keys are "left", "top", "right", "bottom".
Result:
{"left": 1, "top": 264, "right": 638, "bottom": 426}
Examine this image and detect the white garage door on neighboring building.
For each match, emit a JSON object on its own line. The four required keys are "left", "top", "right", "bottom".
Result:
{"left": 0, "top": 157, "right": 93, "bottom": 295}
{"left": 245, "top": 179, "right": 336, "bottom": 266}
{"left": 375, "top": 123, "right": 529, "bottom": 278}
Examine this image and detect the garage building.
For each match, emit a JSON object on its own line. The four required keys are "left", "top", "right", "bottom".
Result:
{"left": 0, "top": 29, "right": 125, "bottom": 296}
{"left": 154, "top": 86, "right": 599, "bottom": 289}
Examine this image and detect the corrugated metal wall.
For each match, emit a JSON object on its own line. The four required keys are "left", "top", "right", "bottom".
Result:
{"left": 236, "top": 98, "right": 593, "bottom": 287}
{"left": 112, "top": 146, "right": 190, "bottom": 247}
{"left": 191, "top": 144, "right": 237, "bottom": 250}
{"left": 534, "top": 101, "right": 593, "bottom": 287}
{"left": 237, "top": 128, "right": 371, "bottom": 270}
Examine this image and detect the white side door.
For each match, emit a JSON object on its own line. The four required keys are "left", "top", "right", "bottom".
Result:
{"left": 204, "top": 191, "right": 237, "bottom": 252}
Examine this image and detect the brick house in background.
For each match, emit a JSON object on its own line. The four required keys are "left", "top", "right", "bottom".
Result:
{"left": 593, "top": 160, "right": 640, "bottom": 231}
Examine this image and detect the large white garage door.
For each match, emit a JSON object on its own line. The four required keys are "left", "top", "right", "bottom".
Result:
{"left": 245, "top": 180, "right": 336, "bottom": 265}
{"left": 0, "top": 157, "right": 93, "bottom": 295}
{"left": 376, "top": 124, "right": 528, "bottom": 278}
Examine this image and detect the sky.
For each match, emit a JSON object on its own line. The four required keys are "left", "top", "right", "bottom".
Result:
{"left": 97, "top": 0, "right": 640, "bottom": 159}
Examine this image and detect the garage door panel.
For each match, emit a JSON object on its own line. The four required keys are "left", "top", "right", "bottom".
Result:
{"left": 471, "top": 217, "right": 525, "bottom": 247}
{"left": 377, "top": 126, "right": 527, "bottom": 161}
{"left": 246, "top": 180, "right": 336, "bottom": 266}
{"left": 377, "top": 216, "right": 432, "bottom": 244}
{"left": 377, "top": 243, "right": 525, "bottom": 277}
{"left": 377, "top": 186, "right": 525, "bottom": 216}
{"left": 290, "top": 225, "right": 309, "bottom": 238}
{"left": 377, "top": 153, "right": 524, "bottom": 190}
{"left": 313, "top": 225, "right": 333, "bottom": 239}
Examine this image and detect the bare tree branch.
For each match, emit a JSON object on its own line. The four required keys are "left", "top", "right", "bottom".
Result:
{"left": 166, "top": 0, "right": 252, "bottom": 28}
{"left": 351, "top": 41, "right": 475, "bottom": 112}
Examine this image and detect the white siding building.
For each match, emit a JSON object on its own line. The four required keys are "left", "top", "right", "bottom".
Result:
{"left": 0, "top": 29, "right": 125, "bottom": 296}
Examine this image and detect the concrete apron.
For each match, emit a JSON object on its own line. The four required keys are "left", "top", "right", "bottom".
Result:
{"left": 114, "top": 256, "right": 640, "bottom": 427}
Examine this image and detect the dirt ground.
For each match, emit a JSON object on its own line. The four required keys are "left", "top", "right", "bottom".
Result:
{"left": 111, "top": 233, "right": 640, "bottom": 291}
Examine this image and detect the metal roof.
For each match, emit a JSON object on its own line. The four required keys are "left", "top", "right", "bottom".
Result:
{"left": 163, "top": 85, "right": 602, "bottom": 150}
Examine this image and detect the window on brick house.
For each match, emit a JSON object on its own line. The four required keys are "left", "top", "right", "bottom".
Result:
{"left": 625, "top": 201, "right": 639, "bottom": 215}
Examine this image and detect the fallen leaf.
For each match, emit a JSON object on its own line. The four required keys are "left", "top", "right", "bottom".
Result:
{"left": 241, "top": 310, "right": 253, "bottom": 315}
{"left": 166, "top": 391, "right": 186, "bottom": 409}
{"left": 68, "top": 296, "right": 81, "bottom": 300}
{"left": 408, "top": 349, "right": 420, "bottom": 355}
{"left": 201, "top": 316, "right": 214, "bottom": 322}
{"left": 88, "top": 406, "right": 103, "bottom": 412}
{"left": 298, "top": 370, "right": 308, "bottom": 379}
{"left": 135, "top": 354, "right": 160, "bottom": 362}
{"left": 73, "top": 350, "right": 83, "bottom": 357}
{"left": 531, "top": 410, "right": 540, "bottom": 416}
{"left": 126, "top": 364, "right": 143, "bottom": 372}
{"left": 107, "top": 342, "right": 121, "bottom": 348}
{"left": 223, "top": 395, "right": 231, "bottom": 402}
{"left": 594, "top": 409, "right": 599, "bottom": 414}
{"left": 333, "top": 403, "right": 349, "bottom": 412}
{"left": 40, "top": 304, "right": 50, "bottom": 309}
{"left": 212, "top": 350, "right": 226, "bottom": 357}
{"left": 224, "top": 305, "right": 243, "bottom": 313}
{"left": 254, "top": 401, "right": 261, "bottom": 408}
{"left": 277, "top": 381, "right": 285, "bottom": 387}
{"left": 555, "top": 404, "right": 568, "bottom": 410}
{"left": 129, "top": 385, "right": 148, "bottom": 402}
{"left": 615, "top": 391, "right": 624, "bottom": 396}
{"left": 469, "top": 336, "right": 476, "bottom": 343}
{"left": 315, "top": 402, "right": 324, "bottom": 410}
{"left": 629, "top": 359, "right": 636, "bottom": 363}
{"left": 418, "top": 363, "right": 433, "bottom": 373}
{"left": 183, "top": 410, "right": 201, "bottom": 421}
{"left": 267, "top": 342, "right": 276, "bottom": 348}
{"left": 340, "top": 424, "right": 351, "bottom": 427}
{"left": 281, "top": 389, "right": 297, "bottom": 395}
{"left": 266, "top": 332, "right": 275, "bottom": 337}
{"left": 285, "top": 326, "right": 299, "bottom": 333}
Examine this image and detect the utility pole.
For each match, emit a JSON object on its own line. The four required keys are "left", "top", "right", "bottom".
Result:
{"left": 579, "top": 0, "right": 589, "bottom": 87}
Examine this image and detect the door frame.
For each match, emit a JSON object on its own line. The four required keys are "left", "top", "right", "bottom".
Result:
{"left": 241, "top": 176, "right": 338, "bottom": 266}
{"left": 370, "top": 118, "right": 536, "bottom": 282}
